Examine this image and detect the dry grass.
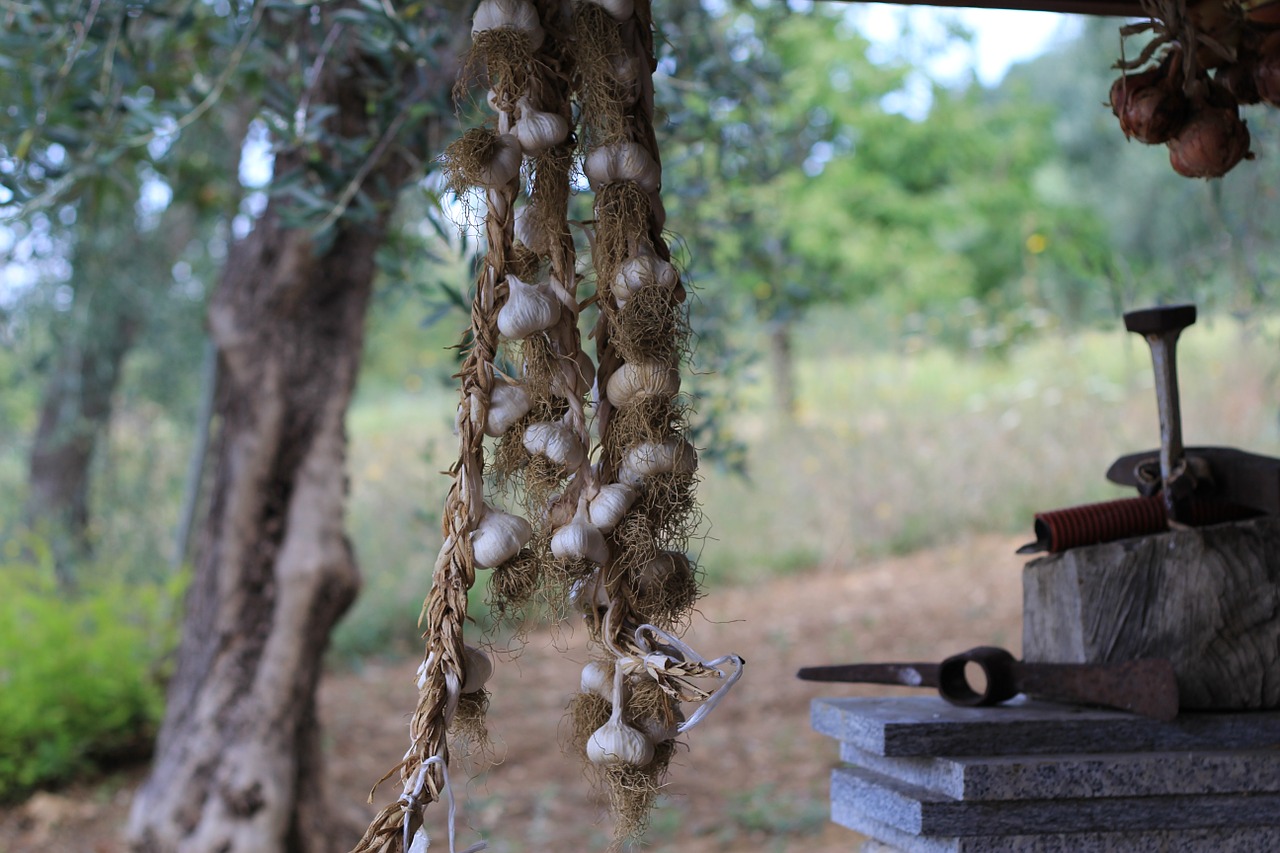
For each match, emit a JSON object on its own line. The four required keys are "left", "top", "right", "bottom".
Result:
{"left": 332, "top": 315, "right": 1280, "bottom": 656}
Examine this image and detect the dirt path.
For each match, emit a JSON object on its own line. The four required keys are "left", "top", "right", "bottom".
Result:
{"left": 1, "top": 535, "right": 1025, "bottom": 852}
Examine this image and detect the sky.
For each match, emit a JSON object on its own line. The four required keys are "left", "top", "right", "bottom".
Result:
{"left": 858, "top": 5, "right": 1077, "bottom": 86}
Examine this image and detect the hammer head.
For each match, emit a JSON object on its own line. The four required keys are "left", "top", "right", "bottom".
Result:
{"left": 1107, "top": 446, "right": 1280, "bottom": 517}
{"left": 1123, "top": 304, "right": 1197, "bottom": 337}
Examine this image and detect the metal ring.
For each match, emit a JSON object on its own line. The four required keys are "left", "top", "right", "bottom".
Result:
{"left": 938, "top": 646, "right": 1019, "bottom": 707}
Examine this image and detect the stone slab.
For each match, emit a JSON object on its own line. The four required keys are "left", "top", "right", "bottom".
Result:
{"left": 812, "top": 696, "right": 1280, "bottom": 757}
{"left": 832, "top": 764, "right": 1280, "bottom": 836}
{"left": 837, "top": 741, "right": 1280, "bottom": 800}
{"left": 832, "top": 803, "right": 1280, "bottom": 853}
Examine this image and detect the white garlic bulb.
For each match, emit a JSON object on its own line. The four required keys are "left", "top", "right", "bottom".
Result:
{"left": 472, "top": 133, "right": 522, "bottom": 189}
{"left": 580, "top": 660, "right": 615, "bottom": 699}
{"left": 585, "top": 0, "right": 634, "bottom": 21}
{"left": 583, "top": 142, "right": 661, "bottom": 193}
{"left": 514, "top": 104, "right": 570, "bottom": 155}
{"left": 471, "top": 506, "right": 532, "bottom": 568}
{"left": 523, "top": 421, "right": 586, "bottom": 470}
{"left": 605, "top": 361, "right": 680, "bottom": 408}
{"left": 551, "top": 504, "right": 610, "bottom": 564}
{"left": 636, "top": 551, "right": 691, "bottom": 597}
{"left": 618, "top": 439, "right": 698, "bottom": 487}
{"left": 587, "top": 483, "right": 636, "bottom": 533}
{"left": 513, "top": 204, "right": 548, "bottom": 254}
{"left": 570, "top": 569, "right": 610, "bottom": 616}
{"left": 498, "top": 274, "right": 561, "bottom": 340}
{"left": 587, "top": 719, "right": 655, "bottom": 766}
{"left": 485, "top": 380, "right": 532, "bottom": 437}
{"left": 613, "top": 243, "right": 678, "bottom": 304}
{"left": 461, "top": 644, "right": 494, "bottom": 694}
{"left": 551, "top": 349, "right": 595, "bottom": 399}
{"left": 471, "top": 0, "right": 545, "bottom": 49}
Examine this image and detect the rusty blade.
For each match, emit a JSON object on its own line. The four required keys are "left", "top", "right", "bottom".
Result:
{"left": 1012, "top": 658, "right": 1179, "bottom": 722}
{"left": 796, "top": 662, "right": 940, "bottom": 688}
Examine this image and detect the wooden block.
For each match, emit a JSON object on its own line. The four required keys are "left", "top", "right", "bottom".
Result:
{"left": 1023, "top": 516, "right": 1280, "bottom": 710}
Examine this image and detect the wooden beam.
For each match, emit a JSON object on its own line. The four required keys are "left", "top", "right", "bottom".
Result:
{"left": 827, "top": 0, "right": 1142, "bottom": 17}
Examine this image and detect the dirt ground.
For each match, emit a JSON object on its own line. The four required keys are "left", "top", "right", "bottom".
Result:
{"left": 0, "top": 534, "right": 1026, "bottom": 852}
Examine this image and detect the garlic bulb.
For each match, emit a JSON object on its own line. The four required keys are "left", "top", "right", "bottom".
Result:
{"left": 605, "top": 361, "right": 680, "bottom": 408}
{"left": 587, "top": 718, "right": 654, "bottom": 766}
{"left": 514, "top": 105, "right": 570, "bottom": 155}
{"left": 613, "top": 245, "right": 678, "bottom": 304}
{"left": 523, "top": 421, "right": 586, "bottom": 469}
{"left": 585, "top": 0, "right": 634, "bottom": 21}
{"left": 471, "top": 0, "right": 545, "bottom": 50}
{"left": 472, "top": 133, "right": 522, "bottom": 189}
{"left": 551, "top": 349, "right": 595, "bottom": 399}
{"left": 485, "top": 380, "right": 532, "bottom": 437}
{"left": 587, "top": 483, "right": 636, "bottom": 533}
{"left": 580, "top": 660, "right": 614, "bottom": 699}
{"left": 636, "top": 551, "right": 690, "bottom": 597}
{"left": 513, "top": 205, "right": 548, "bottom": 254}
{"left": 618, "top": 438, "right": 698, "bottom": 486}
{"left": 583, "top": 142, "right": 661, "bottom": 193}
{"left": 498, "top": 274, "right": 560, "bottom": 340}
{"left": 461, "top": 644, "right": 494, "bottom": 694}
{"left": 551, "top": 503, "right": 610, "bottom": 564}
{"left": 471, "top": 506, "right": 532, "bottom": 568}
{"left": 570, "top": 569, "right": 610, "bottom": 615}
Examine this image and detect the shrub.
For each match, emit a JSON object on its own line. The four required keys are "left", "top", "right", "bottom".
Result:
{"left": 0, "top": 536, "right": 184, "bottom": 801}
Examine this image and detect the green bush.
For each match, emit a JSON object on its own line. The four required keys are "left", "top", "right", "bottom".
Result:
{"left": 0, "top": 536, "right": 184, "bottom": 801}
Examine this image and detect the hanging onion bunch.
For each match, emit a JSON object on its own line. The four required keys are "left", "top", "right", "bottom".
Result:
{"left": 1108, "top": 0, "right": 1261, "bottom": 178}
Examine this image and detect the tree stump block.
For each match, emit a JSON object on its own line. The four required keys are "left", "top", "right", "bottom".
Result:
{"left": 1023, "top": 516, "right": 1280, "bottom": 710}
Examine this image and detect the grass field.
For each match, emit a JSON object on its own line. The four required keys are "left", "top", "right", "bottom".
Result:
{"left": 333, "top": 310, "right": 1280, "bottom": 659}
{"left": 3, "top": 308, "right": 1277, "bottom": 661}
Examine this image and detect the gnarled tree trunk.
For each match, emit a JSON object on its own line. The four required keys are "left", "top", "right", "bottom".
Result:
{"left": 127, "top": 7, "right": 464, "bottom": 850}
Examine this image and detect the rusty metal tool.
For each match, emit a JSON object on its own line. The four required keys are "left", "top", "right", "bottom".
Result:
{"left": 1106, "top": 446, "right": 1280, "bottom": 517}
{"left": 1124, "top": 304, "right": 1197, "bottom": 522}
{"left": 797, "top": 646, "right": 1179, "bottom": 721}
{"left": 1016, "top": 494, "right": 1260, "bottom": 554}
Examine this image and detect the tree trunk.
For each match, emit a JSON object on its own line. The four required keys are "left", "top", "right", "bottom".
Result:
{"left": 24, "top": 102, "right": 245, "bottom": 583}
{"left": 767, "top": 319, "right": 796, "bottom": 420}
{"left": 127, "top": 7, "right": 463, "bottom": 850}
{"left": 127, "top": 208, "right": 371, "bottom": 852}
{"left": 25, "top": 286, "right": 138, "bottom": 580}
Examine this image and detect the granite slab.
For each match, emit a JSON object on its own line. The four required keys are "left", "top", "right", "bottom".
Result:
{"left": 832, "top": 764, "right": 1280, "bottom": 836}
{"left": 832, "top": 803, "right": 1280, "bottom": 853}
{"left": 837, "top": 742, "right": 1280, "bottom": 801}
{"left": 812, "top": 696, "right": 1280, "bottom": 757}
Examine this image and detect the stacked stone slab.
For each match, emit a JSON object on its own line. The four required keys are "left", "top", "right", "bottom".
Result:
{"left": 812, "top": 696, "right": 1280, "bottom": 852}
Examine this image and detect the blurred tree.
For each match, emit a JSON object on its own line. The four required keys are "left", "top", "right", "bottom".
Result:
{"left": 121, "top": 4, "right": 470, "bottom": 850}
{"left": 656, "top": 4, "right": 907, "bottom": 417}
{"left": 3, "top": 1, "right": 255, "bottom": 580}
{"left": 6, "top": 0, "right": 468, "bottom": 847}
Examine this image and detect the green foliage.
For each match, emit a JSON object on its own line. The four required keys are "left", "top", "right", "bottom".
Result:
{"left": 0, "top": 537, "right": 184, "bottom": 801}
